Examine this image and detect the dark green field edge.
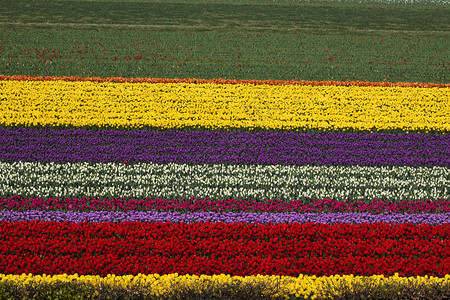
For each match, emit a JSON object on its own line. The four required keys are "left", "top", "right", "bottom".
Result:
{"left": 1, "top": 0, "right": 449, "bottom": 33}
{"left": 1, "top": 124, "right": 448, "bottom": 135}
{"left": 1, "top": 27, "right": 448, "bottom": 83}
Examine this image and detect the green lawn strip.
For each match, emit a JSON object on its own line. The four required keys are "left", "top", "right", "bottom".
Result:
{"left": 20, "top": 0, "right": 449, "bottom": 4}
{"left": 1, "top": 26, "right": 448, "bottom": 82}
{"left": 1, "top": 0, "right": 448, "bottom": 33}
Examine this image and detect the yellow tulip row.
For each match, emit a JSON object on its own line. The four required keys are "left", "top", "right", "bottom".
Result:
{"left": 1, "top": 273, "right": 449, "bottom": 299}
{"left": 0, "top": 80, "right": 448, "bottom": 131}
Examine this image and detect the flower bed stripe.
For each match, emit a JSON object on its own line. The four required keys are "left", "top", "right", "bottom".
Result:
{"left": 1, "top": 221, "right": 449, "bottom": 277}
{"left": 1, "top": 128, "right": 449, "bottom": 167}
{"left": 1, "top": 80, "right": 448, "bottom": 131}
{"left": 1, "top": 161, "right": 448, "bottom": 201}
{"left": 2, "top": 75, "right": 449, "bottom": 88}
{"left": 2, "top": 210, "right": 450, "bottom": 225}
{"left": 2, "top": 273, "right": 449, "bottom": 300}
{"left": 1, "top": 273, "right": 449, "bottom": 300}
{"left": 3, "top": 196, "right": 450, "bottom": 213}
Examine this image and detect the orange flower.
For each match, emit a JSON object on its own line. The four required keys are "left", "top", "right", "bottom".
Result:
{"left": 0, "top": 75, "right": 448, "bottom": 88}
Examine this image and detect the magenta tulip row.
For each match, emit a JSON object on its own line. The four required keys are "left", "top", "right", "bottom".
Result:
{"left": 2, "top": 196, "right": 449, "bottom": 214}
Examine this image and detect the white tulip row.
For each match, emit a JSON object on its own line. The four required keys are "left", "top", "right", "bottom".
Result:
{"left": 0, "top": 161, "right": 448, "bottom": 201}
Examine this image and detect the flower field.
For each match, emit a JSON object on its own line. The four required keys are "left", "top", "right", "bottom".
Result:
{"left": 0, "top": 0, "right": 449, "bottom": 299}
{"left": 1, "top": 77, "right": 449, "bottom": 131}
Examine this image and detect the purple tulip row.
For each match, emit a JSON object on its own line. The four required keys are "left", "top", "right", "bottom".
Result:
{"left": 2, "top": 196, "right": 450, "bottom": 213}
{"left": 3, "top": 210, "right": 450, "bottom": 225}
{"left": 1, "top": 128, "right": 449, "bottom": 166}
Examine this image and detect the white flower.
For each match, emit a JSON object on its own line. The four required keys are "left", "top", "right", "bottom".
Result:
{"left": 0, "top": 161, "right": 448, "bottom": 201}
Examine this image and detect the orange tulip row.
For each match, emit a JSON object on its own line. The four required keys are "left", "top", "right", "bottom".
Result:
{"left": 0, "top": 75, "right": 448, "bottom": 88}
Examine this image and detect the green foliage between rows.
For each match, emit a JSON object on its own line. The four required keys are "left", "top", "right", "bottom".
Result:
{"left": 1, "top": 27, "right": 448, "bottom": 83}
{"left": 0, "top": 0, "right": 448, "bottom": 83}
{"left": 1, "top": 0, "right": 448, "bottom": 33}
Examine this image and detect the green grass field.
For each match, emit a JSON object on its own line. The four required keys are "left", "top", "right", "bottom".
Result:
{"left": 2, "top": 0, "right": 449, "bottom": 32}
{"left": 0, "top": 0, "right": 448, "bottom": 82}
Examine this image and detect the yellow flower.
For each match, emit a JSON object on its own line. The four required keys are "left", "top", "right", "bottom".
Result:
{"left": 0, "top": 80, "right": 447, "bottom": 131}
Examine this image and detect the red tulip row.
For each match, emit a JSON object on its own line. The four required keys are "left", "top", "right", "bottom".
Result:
{"left": 1, "top": 221, "right": 449, "bottom": 277}
{"left": 1, "top": 75, "right": 448, "bottom": 88}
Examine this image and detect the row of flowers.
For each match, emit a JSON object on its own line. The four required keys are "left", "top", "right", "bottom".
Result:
{"left": 1, "top": 79, "right": 448, "bottom": 131}
{"left": 1, "top": 127, "right": 448, "bottom": 167}
{"left": 3, "top": 273, "right": 450, "bottom": 299}
{"left": 1, "top": 221, "right": 449, "bottom": 277}
{"left": 2, "top": 75, "right": 449, "bottom": 88}
{"left": 0, "top": 74, "right": 447, "bottom": 284}
{"left": 1, "top": 161, "right": 447, "bottom": 201}
{"left": 3, "top": 197, "right": 450, "bottom": 213}
{"left": 2, "top": 210, "right": 450, "bottom": 225}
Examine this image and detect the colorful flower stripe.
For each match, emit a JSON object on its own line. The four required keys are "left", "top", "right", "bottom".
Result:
{"left": 2, "top": 128, "right": 449, "bottom": 167}
{"left": 3, "top": 196, "right": 450, "bottom": 213}
{"left": 1, "top": 221, "right": 449, "bottom": 277}
{"left": 2, "top": 75, "right": 449, "bottom": 88}
{"left": 1, "top": 80, "right": 448, "bottom": 131}
{"left": 1, "top": 161, "right": 448, "bottom": 201}
{"left": 3, "top": 273, "right": 450, "bottom": 300}
{"left": 3, "top": 210, "right": 450, "bottom": 225}
{"left": 2, "top": 273, "right": 450, "bottom": 300}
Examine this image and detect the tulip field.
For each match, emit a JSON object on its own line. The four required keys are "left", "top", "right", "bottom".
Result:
{"left": 0, "top": 0, "right": 449, "bottom": 299}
